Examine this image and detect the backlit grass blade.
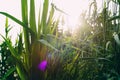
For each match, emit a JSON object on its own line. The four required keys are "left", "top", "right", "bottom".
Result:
{"left": 41, "top": 0, "right": 49, "bottom": 34}
{"left": 39, "top": 39, "right": 58, "bottom": 51}
{"left": 29, "top": 0, "right": 37, "bottom": 34}
{"left": 47, "top": 4, "right": 55, "bottom": 34}
{"left": 38, "top": 5, "right": 42, "bottom": 38}
{"left": 21, "top": 0, "right": 28, "bottom": 24}
{"left": 51, "top": 3, "right": 68, "bottom": 15}
{"left": 113, "top": 32, "right": 120, "bottom": 46}
{"left": 51, "top": 18, "right": 59, "bottom": 34}
{"left": 21, "top": 0, "right": 30, "bottom": 54}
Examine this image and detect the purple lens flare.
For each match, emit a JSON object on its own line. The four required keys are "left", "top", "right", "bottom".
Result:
{"left": 38, "top": 60, "right": 47, "bottom": 71}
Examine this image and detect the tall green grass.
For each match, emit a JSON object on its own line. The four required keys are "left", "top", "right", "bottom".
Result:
{"left": 1, "top": 0, "right": 120, "bottom": 80}
{"left": 0, "top": 0, "right": 59, "bottom": 80}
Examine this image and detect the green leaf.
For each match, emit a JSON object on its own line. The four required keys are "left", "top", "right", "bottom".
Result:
{"left": 38, "top": 39, "right": 58, "bottom": 51}
{"left": 21, "top": 0, "right": 30, "bottom": 54}
{"left": 16, "top": 62, "right": 28, "bottom": 80}
{"left": 29, "top": 0, "right": 37, "bottom": 34}
{"left": 5, "top": 17, "right": 8, "bottom": 28}
{"left": 41, "top": 0, "right": 49, "bottom": 34}
{"left": 1, "top": 67, "right": 16, "bottom": 80}
{"left": 21, "top": 0, "right": 28, "bottom": 24}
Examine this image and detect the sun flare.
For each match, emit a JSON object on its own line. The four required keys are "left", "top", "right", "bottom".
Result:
{"left": 54, "top": 0, "right": 102, "bottom": 34}
{"left": 54, "top": 0, "right": 90, "bottom": 33}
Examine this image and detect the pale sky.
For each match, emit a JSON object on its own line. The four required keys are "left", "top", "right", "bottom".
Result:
{"left": 0, "top": 0, "right": 103, "bottom": 43}
{"left": 0, "top": 0, "right": 21, "bottom": 43}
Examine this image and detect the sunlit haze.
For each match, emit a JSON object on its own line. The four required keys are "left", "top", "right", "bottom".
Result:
{"left": 54, "top": 0, "right": 102, "bottom": 33}
{"left": 54, "top": 0, "right": 90, "bottom": 33}
{"left": 0, "top": 0, "right": 102, "bottom": 43}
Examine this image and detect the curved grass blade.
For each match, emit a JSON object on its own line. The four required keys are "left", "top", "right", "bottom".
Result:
{"left": 0, "top": 12, "right": 34, "bottom": 34}
{"left": 38, "top": 39, "right": 58, "bottom": 51}
{"left": 51, "top": 3, "right": 68, "bottom": 15}
{"left": 113, "top": 32, "right": 120, "bottom": 46}
{"left": 106, "top": 41, "right": 111, "bottom": 50}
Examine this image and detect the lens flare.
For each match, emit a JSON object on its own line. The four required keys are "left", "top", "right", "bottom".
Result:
{"left": 38, "top": 60, "right": 47, "bottom": 71}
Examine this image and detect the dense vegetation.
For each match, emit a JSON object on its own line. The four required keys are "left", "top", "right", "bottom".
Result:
{"left": 0, "top": 0, "right": 120, "bottom": 80}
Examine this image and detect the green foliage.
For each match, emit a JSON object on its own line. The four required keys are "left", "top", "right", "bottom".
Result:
{"left": 0, "top": 17, "right": 20, "bottom": 80}
{"left": 0, "top": 0, "right": 60, "bottom": 80}
{"left": 1, "top": 0, "right": 120, "bottom": 80}
{"left": 1, "top": 67, "right": 16, "bottom": 80}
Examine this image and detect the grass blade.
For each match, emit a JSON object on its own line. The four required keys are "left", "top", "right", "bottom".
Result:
{"left": 113, "top": 32, "right": 120, "bottom": 46}
{"left": 29, "top": 0, "right": 37, "bottom": 34}
{"left": 0, "top": 35, "right": 19, "bottom": 58}
{"left": 39, "top": 39, "right": 58, "bottom": 51}
{"left": 21, "top": 0, "right": 30, "bottom": 54}
{"left": 21, "top": 0, "right": 28, "bottom": 24}
{"left": 0, "top": 12, "right": 34, "bottom": 34}
{"left": 38, "top": 6, "right": 42, "bottom": 38}
{"left": 47, "top": 4, "right": 55, "bottom": 34}
{"left": 41, "top": 0, "right": 49, "bottom": 34}
{"left": 1, "top": 67, "right": 16, "bottom": 80}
